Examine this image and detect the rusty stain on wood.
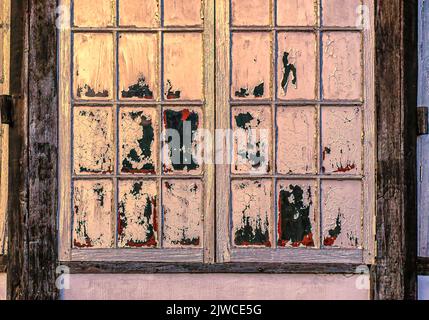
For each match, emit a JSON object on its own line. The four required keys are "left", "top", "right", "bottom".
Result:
{"left": 73, "top": 107, "right": 114, "bottom": 175}
{"left": 232, "top": 107, "right": 271, "bottom": 174}
{"left": 162, "top": 180, "right": 203, "bottom": 248}
{"left": 73, "top": 33, "right": 114, "bottom": 100}
{"left": 119, "top": 33, "right": 158, "bottom": 100}
{"left": 119, "top": 107, "right": 158, "bottom": 174}
{"left": 73, "top": 180, "right": 115, "bottom": 249}
{"left": 278, "top": 180, "right": 318, "bottom": 248}
{"left": 321, "top": 107, "right": 362, "bottom": 174}
{"left": 232, "top": 180, "right": 273, "bottom": 248}
{"left": 118, "top": 180, "right": 158, "bottom": 248}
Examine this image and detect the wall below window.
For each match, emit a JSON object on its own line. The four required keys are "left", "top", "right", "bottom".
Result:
{"left": 62, "top": 274, "right": 369, "bottom": 300}
{"left": 0, "top": 273, "right": 6, "bottom": 300}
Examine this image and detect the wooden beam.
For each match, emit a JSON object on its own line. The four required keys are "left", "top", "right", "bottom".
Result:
{"left": 373, "top": 0, "right": 418, "bottom": 300}
{"left": 417, "top": 257, "right": 429, "bottom": 275}
{"left": 7, "top": 0, "right": 58, "bottom": 300}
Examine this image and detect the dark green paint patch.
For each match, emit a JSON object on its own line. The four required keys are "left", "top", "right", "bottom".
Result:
{"left": 278, "top": 185, "right": 314, "bottom": 247}
{"left": 234, "top": 214, "right": 271, "bottom": 247}
{"left": 77, "top": 84, "right": 109, "bottom": 98}
{"left": 324, "top": 212, "right": 342, "bottom": 246}
{"left": 253, "top": 82, "right": 264, "bottom": 97}
{"left": 165, "top": 80, "right": 181, "bottom": 99}
{"left": 121, "top": 76, "right": 153, "bottom": 99}
{"left": 281, "top": 52, "right": 297, "bottom": 94}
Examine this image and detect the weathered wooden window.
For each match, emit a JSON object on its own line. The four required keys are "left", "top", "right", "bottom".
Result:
{"left": 59, "top": 0, "right": 374, "bottom": 265}
{"left": 0, "top": 0, "right": 10, "bottom": 256}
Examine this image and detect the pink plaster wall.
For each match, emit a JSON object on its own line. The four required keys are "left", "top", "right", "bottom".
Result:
{"left": 62, "top": 274, "right": 369, "bottom": 300}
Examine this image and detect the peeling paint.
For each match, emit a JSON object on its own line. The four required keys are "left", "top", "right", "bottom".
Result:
{"left": 73, "top": 180, "right": 114, "bottom": 248}
{"left": 322, "top": 180, "right": 362, "bottom": 248}
{"left": 277, "top": 107, "right": 317, "bottom": 174}
{"left": 120, "top": 108, "right": 157, "bottom": 174}
{"left": 232, "top": 180, "right": 273, "bottom": 247}
{"left": 277, "top": 32, "right": 317, "bottom": 100}
{"left": 277, "top": 0, "right": 318, "bottom": 26}
{"left": 164, "top": 0, "right": 203, "bottom": 26}
{"left": 118, "top": 180, "right": 158, "bottom": 248}
{"left": 232, "top": 107, "right": 271, "bottom": 174}
{"left": 322, "top": 32, "right": 363, "bottom": 100}
{"left": 164, "top": 33, "right": 203, "bottom": 100}
{"left": 162, "top": 180, "right": 203, "bottom": 248}
{"left": 163, "top": 108, "right": 201, "bottom": 174}
{"left": 121, "top": 77, "right": 153, "bottom": 99}
{"left": 278, "top": 181, "right": 316, "bottom": 248}
{"left": 232, "top": 32, "right": 271, "bottom": 99}
{"left": 73, "top": 33, "right": 113, "bottom": 100}
{"left": 73, "top": 107, "right": 114, "bottom": 175}
{"left": 321, "top": 107, "right": 362, "bottom": 175}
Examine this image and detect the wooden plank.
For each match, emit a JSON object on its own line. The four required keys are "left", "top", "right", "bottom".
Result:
{"left": 417, "top": 257, "right": 429, "bottom": 275}
{"left": 64, "top": 261, "right": 365, "bottom": 275}
{"left": 417, "top": 107, "right": 428, "bottom": 136}
{"left": 8, "top": 0, "right": 58, "bottom": 300}
{"left": 373, "top": 0, "right": 418, "bottom": 300}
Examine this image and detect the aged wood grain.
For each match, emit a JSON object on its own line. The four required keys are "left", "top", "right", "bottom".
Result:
{"left": 373, "top": 0, "right": 418, "bottom": 300}
{"left": 163, "top": 0, "right": 203, "bottom": 27}
{"left": 73, "top": 0, "right": 115, "bottom": 28}
{"left": 277, "top": 0, "right": 318, "bottom": 27}
{"left": 231, "top": 0, "right": 271, "bottom": 27}
{"left": 118, "top": 0, "right": 160, "bottom": 28}
{"left": 321, "top": 0, "right": 362, "bottom": 27}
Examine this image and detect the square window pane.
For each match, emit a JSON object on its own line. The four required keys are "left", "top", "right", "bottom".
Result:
{"left": 277, "top": 0, "right": 318, "bottom": 26}
{"left": 162, "top": 179, "right": 203, "bottom": 248}
{"left": 277, "top": 106, "right": 317, "bottom": 174}
{"left": 118, "top": 180, "right": 159, "bottom": 248}
{"left": 164, "top": 33, "right": 203, "bottom": 100}
{"left": 73, "top": 107, "right": 114, "bottom": 175}
{"left": 231, "top": 0, "right": 271, "bottom": 26}
{"left": 73, "top": 180, "right": 115, "bottom": 248}
{"left": 321, "top": 106, "right": 362, "bottom": 175}
{"left": 73, "top": 33, "right": 114, "bottom": 100}
{"left": 322, "top": 0, "right": 362, "bottom": 27}
{"left": 321, "top": 180, "right": 362, "bottom": 249}
{"left": 231, "top": 107, "right": 272, "bottom": 174}
{"left": 232, "top": 179, "right": 273, "bottom": 248}
{"left": 73, "top": 0, "right": 115, "bottom": 27}
{"left": 277, "top": 180, "right": 318, "bottom": 248}
{"left": 119, "top": 107, "right": 158, "bottom": 174}
{"left": 119, "top": 33, "right": 159, "bottom": 100}
{"left": 162, "top": 107, "right": 203, "bottom": 175}
{"left": 163, "top": 0, "right": 203, "bottom": 26}
{"left": 277, "top": 32, "right": 318, "bottom": 100}
{"left": 322, "top": 32, "right": 363, "bottom": 100}
{"left": 119, "top": 0, "right": 160, "bottom": 27}
{"left": 231, "top": 32, "right": 272, "bottom": 100}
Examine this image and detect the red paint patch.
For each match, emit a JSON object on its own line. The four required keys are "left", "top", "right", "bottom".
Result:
{"left": 181, "top": 109, "right": 190, "bottom": 121}
{"left": 334, "top": 163, "right": 356, "bottom": 173}
{"left": 323, "top": 236, "right": 337, "bottom": 246}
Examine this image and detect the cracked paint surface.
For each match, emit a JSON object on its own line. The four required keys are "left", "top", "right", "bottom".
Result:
{"left": 232, "top": 32, "right": 272, "bottom": 99}
{"left": 322, "top": 180, "right": 361, "bottom": 248}
{"left": 231, "top": 0, "right": 271, "bottom": 26}
{"left": 322, "top": 0, "right": 363, "bottom": 27}
{"left": 119, "top": 0, "right": 160, "bottom": 28}
{"left": 232, "top": 180, "right": 273, "bottom": 248}
{"left": 278, "top": 180, "right": 317, "bottom": 248}
{"left": 277, "top": 106, "right": 317, "bottom": 174}
{"left": 73, "top": 0, "right": 115, "bottom": 27}
{"left": 119, "top": 33, "right": 158, "bottom": 100}
{"left": 73, "top": 180, "right": 114, "bottom": 248}
{"left": 73, "top": 107, "right": 114, "bottom": 175}
{"left": 119, "top": 107, "right": 158, "bottom": 174}
{"left": 164, "top": 33, "right": 203, "bottom": 100}
{"left": 277, "top": 32, "right": 317, "bottom": 100}
{"left": 322, "top": 32, "right": 363, "bottom": 100}
{"left": 163, "top": 107, "right": 202, "bottom": 175}
{"left": 322, "top": 107, "right": 362, "bottom": 174}
{"left": 277, "top": 0, "right": 318, "bottom": 26}
{"left": 74, "top": 33, "right": 113, "bottom": 100}
{"left": 162, "top": 180, "right": 203, "bottom": 248}
{"left": 118, "top": 180, "right": 158, "bottom": 248}
{"left": 232, "top": 107, "right": 271, "bottom": 174}
{"left": 164, "top": 0, "right": 203, "bottom": 26}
